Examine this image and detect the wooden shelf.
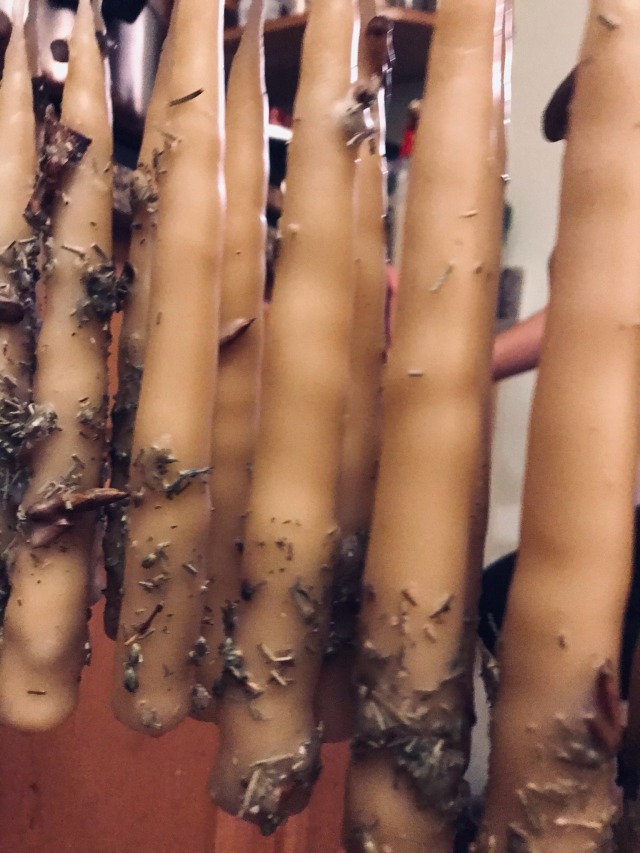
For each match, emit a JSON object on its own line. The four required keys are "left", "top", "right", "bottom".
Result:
{"left": 224, "top": 8, "right": 436, "bottom": 109}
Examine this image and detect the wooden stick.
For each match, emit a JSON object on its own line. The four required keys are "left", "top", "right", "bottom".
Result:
{"left": 343, "top": 0, "right": 501, "bottom": 848}
{"left": 112, "top": 0, "right": 225, "bottom": 736}
{"left": 476, "top": 2, "right": 640, "bottom": 849}
{"left": 0, "top": 0, "right": 113, "bottom": 732}
{"left": 210, "top": 0, "right": 359, "bottom": 832}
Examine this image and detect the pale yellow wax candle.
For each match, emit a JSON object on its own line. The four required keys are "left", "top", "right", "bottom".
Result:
{"left": 0, "top": 0, "right": 113, "bottom": 732}
{"left": 0, "top": 1, "right": 37, "bottom": 608}
{"left": 314, "top": 6, "right": 391, "bottom": 745}
{"left": 103, "top": 10, "right": 177, "bottom": 640}
{"left": 343, "top": 0, "right": 502, "bottom": 849}
{"left": 210, "top": 0, "right": 359, "bottom": 833}
{"left": 192, "top": 0, "right": 267, "bottom": 723}
{"left": 112, "top": 0, "right": 225, "bottom": 736}
{"left": 476, "top": 2, "right": 640, "bottom": 849}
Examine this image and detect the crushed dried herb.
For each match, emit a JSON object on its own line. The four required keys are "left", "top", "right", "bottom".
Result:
{"left": 25, "top": 106, "right": 91, "bottom": 231}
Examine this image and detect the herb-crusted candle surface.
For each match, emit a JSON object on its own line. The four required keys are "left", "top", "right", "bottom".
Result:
{"left": 112, "top": 0, "right": 225, "bottom": 736}
{"left": 476, "top": 1, "right": 640, "bottom": 849}
{"left": 193, "top": 0, "right": 268, "bottom": 725}
{"left": 0, "top": 1, "right": 37, "bottom": 629}
{"left": 0, "top": 0, "right": 114, "bottom": 732}
{"left": 103, "top": 10, "right": 176, "bottom": 641}
{"left": 314, "top": 4, "right": 390, "bottom": 745}
{"left": 210, "top": 0, "right": 359, "bottom": 832}
{"left": 343, "top": 0, "right": 503, "bottom": 848}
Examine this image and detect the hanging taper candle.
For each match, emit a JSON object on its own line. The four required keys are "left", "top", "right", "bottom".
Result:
{"left": 0, "top": 0, "right": 117, "bottom": 732}
{"left": 343, "top": 0, "right": 502, "bottom": 849}
{"left": 314, "top": 5, "right": 391, "bottom": 745}
{"left": 0, "top": 1, "right": 38, "bottom": 625}
{"left": 103, "top": 8, "right": 177, "bottom": 641}
{"left": 617, "top": 638, "right": 640, "bottom": 844}
{"left": 476, "top": 2, "right": 640, "bottom": 849}
{"left": 192, "top": 0, "right": 268, "bottom": 723}
{"left": 210, "top": 0, "right": 360, "bottom": 833}
{"left": 112, "top": 0, "right": 225, "bottom": 736}
{"left": 463, "top": 0, "right": 509, "bottom": 677}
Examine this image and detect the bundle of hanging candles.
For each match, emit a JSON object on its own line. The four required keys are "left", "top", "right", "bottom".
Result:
{"left": 0, "top": 0, "right": 639, "bottom": 851}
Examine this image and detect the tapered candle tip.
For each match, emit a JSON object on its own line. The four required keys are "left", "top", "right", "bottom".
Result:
{"left": 11, "top": 0, "right": 27, "bottom": 28}
{"left": 75, "top": 0, "right": 93, "bottom": 27}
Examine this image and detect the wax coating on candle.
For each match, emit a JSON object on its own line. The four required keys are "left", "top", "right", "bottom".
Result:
{"left": 0, "top": 0, "right": 114, "bottom": 732}
{"left": 476, "top": 2, "right": 640, "bottom": 849}
{"left": 210, "top": 0, "right": 360, "bottom": 832}
{"left": 112, "top": 0, "right": 225, "bottom": 736}
{"left": 343, "top": 0, "right": 502, "bottom": 848}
